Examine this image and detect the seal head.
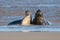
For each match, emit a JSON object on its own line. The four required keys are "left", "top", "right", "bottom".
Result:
{"left": 33, "top": 9, "right": 45, "bottom": 25}
{"left": 21, "top": 10, "right": 32, "bottom": 25}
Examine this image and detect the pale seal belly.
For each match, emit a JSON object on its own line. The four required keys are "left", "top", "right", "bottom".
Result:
{"left": 21, "top": 10, "right": 32, "bottom": 25}
{"left": 21, "top": 14, "right": 31, "bottom": 25}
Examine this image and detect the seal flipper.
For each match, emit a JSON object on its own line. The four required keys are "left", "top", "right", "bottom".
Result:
{"left": 45, "top": 19, "right": 52, "bottom": 25}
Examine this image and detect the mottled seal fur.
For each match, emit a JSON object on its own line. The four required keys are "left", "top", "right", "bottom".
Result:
{"left": 33, "top": 9, "right": 45, "bottom": 25}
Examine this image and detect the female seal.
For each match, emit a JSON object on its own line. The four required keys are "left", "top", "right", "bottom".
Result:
{"left": 8, "top": 10, "right": 32, "bottom": 25}
{"left": 21, "top": 10, "right": 32, "bottom": 25}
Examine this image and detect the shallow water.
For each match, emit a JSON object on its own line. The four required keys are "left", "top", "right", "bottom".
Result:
{"left": 0, "top": 0, "right": 60, "bottom": 26}
{"left": 0, "top": 25, "right": 60, "bottom": 32}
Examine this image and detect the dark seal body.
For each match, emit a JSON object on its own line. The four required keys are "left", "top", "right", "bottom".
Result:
{"left": 33, "top": 9, "right": 45, "bottom": 25}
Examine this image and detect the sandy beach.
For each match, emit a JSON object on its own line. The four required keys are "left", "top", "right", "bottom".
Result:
{"left": 0, "top": 32, "right": 60, "bottom": 40}
{"left": 0, "top": 0, "right": 60, "bottom": 40}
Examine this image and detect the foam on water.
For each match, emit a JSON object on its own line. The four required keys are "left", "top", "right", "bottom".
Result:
{"left": 0, "top": 25, "right": 60, "bottom": 32}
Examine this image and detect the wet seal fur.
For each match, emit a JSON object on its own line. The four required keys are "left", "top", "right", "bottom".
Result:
{"left": 8, "top": 10, "right": 32, "bottom": 25}
{"left": 33, "top": 9, "right": 45, "bottom": 25}
{"left": 21, "top": 10, "right": 32, "bottom": 25}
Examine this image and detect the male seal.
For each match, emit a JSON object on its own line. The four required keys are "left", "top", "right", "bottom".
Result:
{"left": 33, "top": 9, "right": 45, "bottom": 25}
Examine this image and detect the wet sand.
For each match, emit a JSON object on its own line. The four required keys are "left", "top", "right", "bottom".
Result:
{"left": 0, "top": 32, "right": 60, "bottom": 40}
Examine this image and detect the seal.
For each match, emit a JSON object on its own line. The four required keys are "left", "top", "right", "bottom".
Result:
{"left": 8, "top": 10, "right": 32, "bottom": 25}
{"left": 8, "top": 18, "right": 22, "bottom": 25}
{"left": 21, "top": 10, "right": 32, "bottom": 25}
{"left": 33, "top": 9, "right": 45, "bottom": 25}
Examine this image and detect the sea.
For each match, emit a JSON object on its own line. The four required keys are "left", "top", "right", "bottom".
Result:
{"left": 0, "top": 0, "right": 60, "bottom": 32}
